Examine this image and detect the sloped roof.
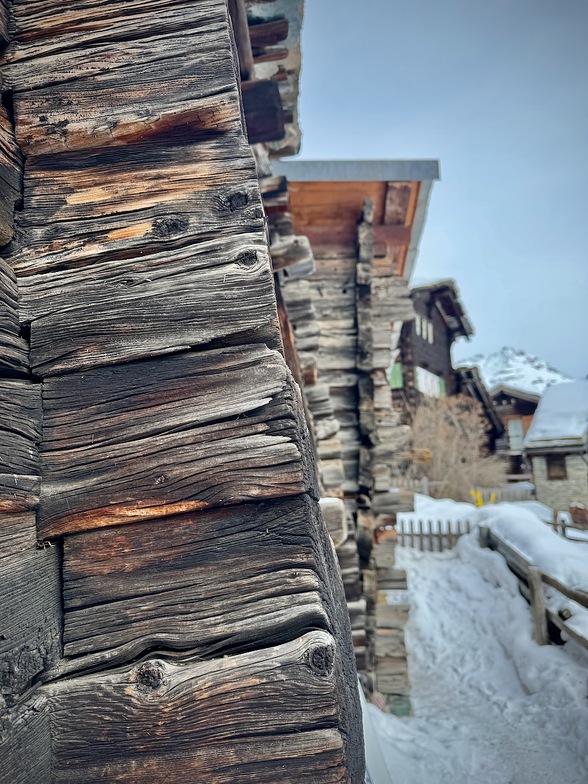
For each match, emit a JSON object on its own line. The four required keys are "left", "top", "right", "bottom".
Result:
{"left": 524, "top": 380, "right": 588, "bottom": 452}
{"left": 410, "top": 279, "right": 473, "bottom": 339}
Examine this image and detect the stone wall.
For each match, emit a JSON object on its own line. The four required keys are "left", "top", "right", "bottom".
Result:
{"left": 532, "top": 454, "right": 588, "bottom": 511}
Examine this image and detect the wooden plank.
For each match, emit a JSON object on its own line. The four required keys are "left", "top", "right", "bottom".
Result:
{"left": 4, "top": 1, "right": 232, "bottom": 92}
{"left": 0, "top": 260, "right": 28, "bottom": 374}
{"left": 59, "top": 496, "right": 329, "bottom": 663}
{"left": 0, "top": 692, "right": 52, "bottom": 784}
{"left": 242, "top": 79, "right": 285, "bottom": 144}
{"left": 0, "top": 513, "right": 61, "bottom": 704}
{"left": 228, "top": 0, "right": 255, "bottom": 80}
{"left": 0, "top": 380, "right": 41, "bottom": 511}
{"left": 38, "top": 346, "right": 317, "bottom": 538}
{"left": 546, "top": 609, "right": 588, "bottom": 653}
{"left": 0, "top": 0, "right": 8, "bottom": 52}
{"left": 541, "top": 572, "right": 588, "bottom": 611}
{"left": 11, "top": 49, "right": 241, "bottom": 157}
{"left": 20, "top": 229, "right": 277, "bottom": 376}
{"left": 528, "top": 566, "right": 548, "bottom": 645}
{"left": 0, "top": 104, "right": 22, "bottom": 247}
{"left": 44, "top": 632, "right": 357, "bottom": 783}
{"left": 249, "top": 18, "right": 289, "bottom": 48}
{"left": 13, "top": 136, "right": 264, "bottom": 276}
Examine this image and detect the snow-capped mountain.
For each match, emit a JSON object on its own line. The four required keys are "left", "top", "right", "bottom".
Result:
{"left": 457, "top": 347, "right": 573, "bottom": 396}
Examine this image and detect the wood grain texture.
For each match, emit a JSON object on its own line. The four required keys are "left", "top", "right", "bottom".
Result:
{"left": 38, "top": 346, "right": 318, "bottom": 537}
{"left": 4, "top": 1, "right": 232, "bottom": 92}
{"left": 0, "top": 261, "right": 28, "bottom": 375}
{"left": 0, "top": 380, "right": 40, "bottom": 510}
{"left": 0, "top": 692, "right": 52, "bottom": 784}
{"left": 44, "top": 632, "right": 352, "bottom": 783}
{"left": 20, "top": 228, "right": 278, "bottom": 376}
{"left": 0, "top": 104, "right": 22, "bottom": 247}
{"left": 59, "top": 496, "right": 329, "bottom": 663}
{"left": 0, "top": 513, "right": 61, "bottom": 706}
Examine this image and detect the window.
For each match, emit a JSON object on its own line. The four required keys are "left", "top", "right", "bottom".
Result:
{"left": 546, "top": 454, "right": 567, "bottom": 480}
{"left": 389, "top": 362, "right": 404, "bottom": 390}
{"left": 507, "top": 418, "right": 524, "bottom": 452}
{"left": 415, "top": 366, "right": 446, "bottom": 397}
{"left": 414, "top": 314, "right": 434, "bottom": 343}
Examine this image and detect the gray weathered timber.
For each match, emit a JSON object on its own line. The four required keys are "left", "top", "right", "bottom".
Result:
{"left": 44, "top": 633, "right": 348, "bottom": 783}
{"left": 0, "top": 380, "right": 40, "bottom": 511}
{"left": 1, "top": 0, "right": 364, "bottom": 780}
{"left": 0, "top": 511, "right": 61, "bottom": 705}
{"left": 0, "top": 261, "right": 28, "bottom": 375}
{"left": 0, "top": 692, "right": 52, "bottom": 784}
{"left": 0, "top": 105, "right": 21, "bottom": 248}
{"left": 59, "top": 496, "right": 330, "bottom": 663}
{"left": 38, "top": 346, "right": 317, "bottom": 538}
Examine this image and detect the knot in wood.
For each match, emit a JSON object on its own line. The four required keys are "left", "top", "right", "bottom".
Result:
{"left": 235, "top": 250, "right": 258, "bottom": 269}
{"left": 135, "top": 661, "right": 165, "bottom": 691}
{"left": 227, "top": 191, "right": 249, "bottom": 211}
{"left": 152, "top": 216, "right": 189, "bottom": 238}
{"left": 306, "top": 644, "right": 335, "bottom": 677}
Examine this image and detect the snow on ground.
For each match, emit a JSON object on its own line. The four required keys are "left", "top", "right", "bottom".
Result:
{"left": 369, "top": 504, "right": 588, "bottom": 783}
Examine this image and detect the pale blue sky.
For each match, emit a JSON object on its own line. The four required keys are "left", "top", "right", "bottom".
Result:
{"left": 296, "top": 0, "right": 588, "bottom": 378}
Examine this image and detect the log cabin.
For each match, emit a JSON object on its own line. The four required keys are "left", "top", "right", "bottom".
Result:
{"left": 272, "top": 158, "right": 439, "bottom": 710}
{"left": 0, "top": 2, "right": 365, "bottom": 782}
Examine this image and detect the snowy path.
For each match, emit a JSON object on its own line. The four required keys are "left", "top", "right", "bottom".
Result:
{"left": 370, "top": 536, "right": 588, "bottom": 783}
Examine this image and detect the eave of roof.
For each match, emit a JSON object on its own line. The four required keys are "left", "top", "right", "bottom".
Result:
{"left": 411, "top": 278, "right": 474, "bottom": 338}
{"left": 271, "top": 159, "right": 439, "bottom": 280}
{"left": 490, "top": 385, "right": 541, "bottom": 404}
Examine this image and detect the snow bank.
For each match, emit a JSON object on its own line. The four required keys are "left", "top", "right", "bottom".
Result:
{"left": 369, "top": 532, "right": 588, "bottom": 783}
{"left": 478, "top": 503, "right": 588, "bottom": 592}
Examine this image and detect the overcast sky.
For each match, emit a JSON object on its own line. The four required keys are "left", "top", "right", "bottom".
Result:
{"left": 296, "top": 0, "right": 588, "bottom": 379}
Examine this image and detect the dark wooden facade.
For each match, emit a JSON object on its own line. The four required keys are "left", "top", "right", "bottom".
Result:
{"left": 393, "top": 280, "right": 473, "bottom": 416}
{"left": 0, "top": 3, "right": 363, "bottom": 783}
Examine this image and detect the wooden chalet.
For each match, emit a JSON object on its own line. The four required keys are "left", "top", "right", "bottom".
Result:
{"left": 0, "top": 3, "right": 366, "bottom": 783}
{"left": 492, "top": 385, "right": 540, "bottom": 480}
{"left": 272, "top": 158, "right": 439, "bottom": 709}
{"left": 392, "top": 279, "right": 473, "bottom": 409}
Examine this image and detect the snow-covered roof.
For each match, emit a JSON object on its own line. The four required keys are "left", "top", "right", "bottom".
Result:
{"left": 523, "top": 380, "right": 588, "bottom": 452}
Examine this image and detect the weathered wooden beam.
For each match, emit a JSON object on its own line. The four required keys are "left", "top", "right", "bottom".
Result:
{"left": 0, "top": 261, "right": 28, "bottom": 375}
{"left": 0, "top": 692, "right": 52, "bottom": 784}
{"left": 0, "top": 103, "right": 22, "bottom": 247}
{"left": 43, "top": 632, "right": 353, "bottom": 784}
{"left": 228, "top": 0, "right": 255, "bottom": 80}
{"left": 253, "top": 44, "right": 289, "bottom": 64}
{"left": 271, "top": 234, "right": 314, "bottom": 272}
{"left": 242, "top": 78, "right": 285, "bottom": 144}
{"left": 20, "top": 227, "right": 277, "bottom": 376}
{"left": 58, "top": 495, "right": 328, "bottom": 664}
{"left": 38, "top": 346, "right": 317, "bottom": 538}
{"left": 0, "top": 512, "right": 61, "bottom": 704}
{"left": 0, "top": 380, "right": 41, "bottom": 510}
{"left": 383, "top": 182, "right": 413, "bottom": 225}
{"left": 249, "top": 18, "right": 289, "bottom": 48}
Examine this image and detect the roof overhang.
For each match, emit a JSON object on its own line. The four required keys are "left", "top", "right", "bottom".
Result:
{"left": 271, "top": 159, "right": 439, "bottom": 280}
{"left": 411, "top": 279, "right": 473, "bottom": 339}
{"left": 490, "top": 385, "right": 541, "bottom": 404}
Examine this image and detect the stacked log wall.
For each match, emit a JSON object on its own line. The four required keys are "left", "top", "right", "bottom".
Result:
{"left": 0, "top": 2, "right": 363, "bottom": 782}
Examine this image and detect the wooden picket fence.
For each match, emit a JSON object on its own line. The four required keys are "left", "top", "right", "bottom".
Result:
{"left": 396, "top": 517, "right": 472, "bottom": 552}
{"left": 479, "top": 526, "right": 588, "bottom": 652}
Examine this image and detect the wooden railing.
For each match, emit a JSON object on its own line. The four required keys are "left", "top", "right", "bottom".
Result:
{"left": 396, "top": 518, "right": 472, "bottom": 552}
{"left": 479, "top": 526, "right": 588, "bottom": 652}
